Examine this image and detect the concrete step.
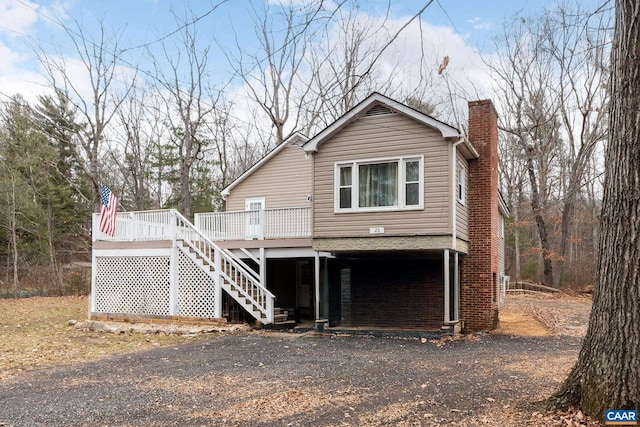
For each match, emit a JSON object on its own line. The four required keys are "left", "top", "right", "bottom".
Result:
{"left": 274, "top": 313, "right": 289, "bottom": 323}
{"left": 270, "top": 320, "right": 296, "bottom": 330}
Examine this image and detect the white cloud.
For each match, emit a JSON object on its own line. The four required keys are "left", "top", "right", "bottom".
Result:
{"left": 0, "top": 38, "right": 49, "bottom": 102}
{"left": 319, "top": 13, "right": 494, "bottom": 125}
{"left": 468, "top": 17, "right": 493, "bottom": 31}
{"left": 0, "top": 40, "right": 28, "bottom": 72}
{"left": 0, "top": 0, "right": 74, "bottom": 102}
{"left": 38, "top": 1, "right": 72, "bottom": 29}
{"left": 266, "top": 0, "right": 333, "bottom": 8}
{"left": 0, "top": 0, "right": 40, "bottom": 37}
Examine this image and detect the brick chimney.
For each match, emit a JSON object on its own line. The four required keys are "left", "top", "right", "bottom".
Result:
{"left": 460, "top": 100, "right": 500, "bottom": 332}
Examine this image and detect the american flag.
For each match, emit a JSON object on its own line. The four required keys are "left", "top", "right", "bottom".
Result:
{"left": 99, "top": 184, "right": 118, "bottom": 237}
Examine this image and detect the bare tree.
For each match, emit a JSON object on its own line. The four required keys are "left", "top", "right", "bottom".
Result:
{"left": 305, "top": 5, "right": 399, "bottom": 129}
{"left": 489, "top": 19, "right": 562, "bottom": 285}
{"left": 110, "top": 85, "right": 163, "bottom": 210}
{"left": 37, "top": 19, "right": 135, "bottom": 210}
{"left": 499, "top": 132, "right": 527, "bottom": 280}
{"left": 550, "top": 0, "right": 640, "bottom": 416}
{"left": 150, "top": 13, "right": 217, "bottom": 218}
{"left": 489, "top": 4, "right": 611, "bottom": 286}
{"left": 543, "top": 4, "right": 611, "bottom": 286}
{"left": 0, "top": 164, "right": 22, "bottom": 297}
{"left": 201, "top": 98, "right": 241, "bottom": 211}
{"left": 224, "top": 1, "right": 323, "bottom": 146}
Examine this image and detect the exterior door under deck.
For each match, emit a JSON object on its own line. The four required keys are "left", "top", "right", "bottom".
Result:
{"left": 245, "top": 198, "right": 265, "bottom": 239}
{"left": 267, "top": 258, "right": 315, "bottom": 321}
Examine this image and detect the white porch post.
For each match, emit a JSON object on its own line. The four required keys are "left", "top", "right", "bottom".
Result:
{"left": 90, "top": 250, "right": 97, "bottom": 317}
{"left": 314, "top": 251, "right": 321, "bottom": 320}
{"left": 259, "top": 247, "right": 270, "bottom": 322}
{"left": 213, "top": 248, "right": 222, "bottom": 318}
{"left": 259, "top": 247, "right": 266, "bottom": 290}
{"left": 444, "top": 249, "right": 450, "bottom": 323}
{"left": 169, "top": 210, "right": 178, "bottom": 316}
{"left": 169, "top": 245, "right": 179, "bottom": 316}
{"left": 454, "top": 252, "right": 460, "bottom": 321}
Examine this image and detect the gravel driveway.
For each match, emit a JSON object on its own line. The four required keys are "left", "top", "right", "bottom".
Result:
{"left": 0, "top": 331, "right": 583, "bottom": 426}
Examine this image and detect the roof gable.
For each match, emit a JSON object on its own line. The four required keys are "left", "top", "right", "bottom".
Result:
{"left": 302, "top": 92, "right": 461, "bottom": 153}
{"left": 221, "top": 132, "right": 308, "bottom": 199}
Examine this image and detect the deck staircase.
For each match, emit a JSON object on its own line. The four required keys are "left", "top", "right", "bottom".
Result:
{"left": 174, "top": 211, "right": 275, "bottom": 324}
{"left": 92, "top": 209, "right": 275, "bottom": 325}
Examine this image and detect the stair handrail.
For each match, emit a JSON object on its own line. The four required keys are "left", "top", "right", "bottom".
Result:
{"left": 171, "top": 210, "right": 274, "bottom": 322}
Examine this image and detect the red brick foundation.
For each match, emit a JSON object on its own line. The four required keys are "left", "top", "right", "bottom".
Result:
{"left": 460, "top": 100, "right": 500, "bottom": 332}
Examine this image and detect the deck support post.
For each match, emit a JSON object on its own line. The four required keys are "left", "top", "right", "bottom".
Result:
{"left": 444, "top": 249, "right": 450, "bottom": 323}
{"left": 453, "top": 252, "right": 459, "bottom": 321}
{"left": 169, "top": 244, "right": 179, "bottom": 316}
{"left": 90, "top": 249, "right": 97, "bottom": 317}
{"left": 259, "top": 247, "right": 266, "bottom": 291}
{"left": 314, "top": 251, "right": 321, "bottom": 320}
{"left": 213, "top": 248, "right": 222, "bottom": 318}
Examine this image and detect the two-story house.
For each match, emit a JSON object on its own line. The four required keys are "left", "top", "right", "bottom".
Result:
{"left": 90, "top": 93, "right": 508, "bottom": 333}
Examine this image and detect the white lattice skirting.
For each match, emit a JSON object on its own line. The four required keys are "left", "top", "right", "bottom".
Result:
{"left": 177, "top": 250, "right": 217, "bottom": 317}
{"left": 93, "top": 250, "right": 218, "bottom": 318}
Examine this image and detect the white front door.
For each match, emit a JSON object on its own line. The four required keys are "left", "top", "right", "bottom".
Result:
{"left": 245, "top": 198, "right": 265, "bottom": 239}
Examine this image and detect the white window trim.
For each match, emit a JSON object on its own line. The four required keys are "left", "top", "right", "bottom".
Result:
{"left": 334, "top": 155, "right": 424, "bottom": 213}
{"left": 245, "top": 197, "right": 266, "bottom": 210}
{"left": 456, "top": 161, "right": 466, "bottom": 205}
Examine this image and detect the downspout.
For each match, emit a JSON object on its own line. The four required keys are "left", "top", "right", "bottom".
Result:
{"left": 307, "top": 150, "right": 320, "bottom": 321}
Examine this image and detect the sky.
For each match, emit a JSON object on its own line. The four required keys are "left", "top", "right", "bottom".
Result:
{"left": 0, "top": 0, "right": 605, "bottom": 118}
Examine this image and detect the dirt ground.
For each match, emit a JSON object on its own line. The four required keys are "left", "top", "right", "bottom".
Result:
{"left": 495, "top": 291, "right": 592, "bottom": 338}
{"left": 0, "top": 292, "right": 598, "bottom": 426}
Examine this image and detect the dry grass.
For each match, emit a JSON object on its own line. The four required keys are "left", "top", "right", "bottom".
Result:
{"left": 0, "top": 296, "right": 212, "bottom": 381}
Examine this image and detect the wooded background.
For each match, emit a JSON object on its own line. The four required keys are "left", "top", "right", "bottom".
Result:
{"left": 0, "top": 2, "right": 611, "bottom": 296}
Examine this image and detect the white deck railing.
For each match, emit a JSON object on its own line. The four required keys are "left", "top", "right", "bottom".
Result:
{"left": 194, "top": 206, "right": 311, "bottom": 241}
{"left": 92, "top": 210, "right": 178, "bottom": 241}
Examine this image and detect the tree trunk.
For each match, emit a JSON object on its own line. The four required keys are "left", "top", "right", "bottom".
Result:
{"left": 513, "top": 201, "right": 521, "bottom": 281}
{"left": 46, "top": 200, "right": 63, "bottom": 296}
{"left": 525, "top": 155, "right": 554, "bottom": 285}
{"left": 10, "top": 174, "right": 19, "bottom": 298}
{"left": 550, "top": 0, "right": 640, "bottom": 417}
{"left": 180, "top": 152, "right": 192, "bottom": 219}
{"left": 555, "top": 198, "right": 575, "bottom": 287}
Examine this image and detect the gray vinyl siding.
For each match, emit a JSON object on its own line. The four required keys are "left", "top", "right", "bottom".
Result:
{"left": 313, "top": 113, "right": 451, "bottom": 238}
{"left": 456, "top": 151, "right": 469, "bottom": 241}
{"left": 226, "top": 144, "right": 312, "bottom": 211}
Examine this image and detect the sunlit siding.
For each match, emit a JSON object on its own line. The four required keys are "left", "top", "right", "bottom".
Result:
{"left": 226, "top": 144, "right": 312, "bottom": 211}
{"left": 313, "top": 113, "right": 452, "bottom": 238}
{"left": 456, "top": 151, "right": 470, "bottom": 241}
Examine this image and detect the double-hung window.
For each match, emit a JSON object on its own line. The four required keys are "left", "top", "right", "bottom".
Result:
{"left": 456, "top": 162, "right": 466, "bottom": 205}
{"left": 335, "top": 156, "right": 423, "bottom": 212}
{"left": 339, "top": 166, "right": 353, "bottom": 209}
